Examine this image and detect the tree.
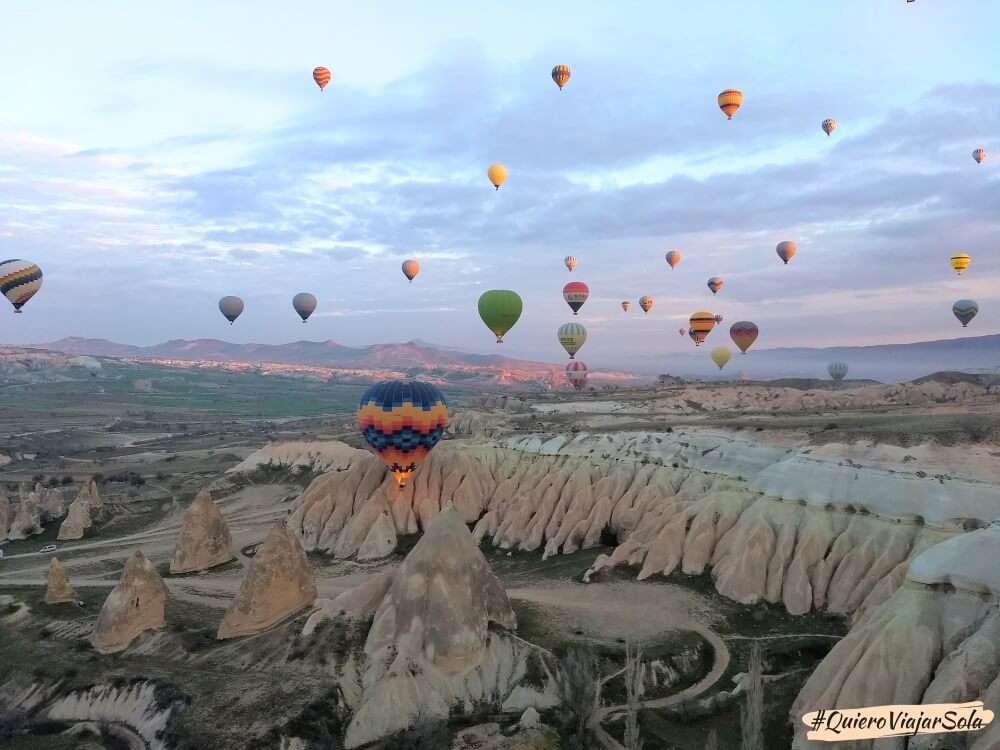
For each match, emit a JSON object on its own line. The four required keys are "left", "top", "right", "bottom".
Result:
{"left": 741, "top": 643, "right": 764, "bottom": 750}
{"left": 623, "top": 640, "right": 645, "bottom": 750}
{"left": 556, "top": 646, "right": 600, "bottom": 747}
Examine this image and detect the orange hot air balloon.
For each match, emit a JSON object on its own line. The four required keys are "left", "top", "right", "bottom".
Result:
{"left": 689, "top": 311, "right": 716, "bottom": 346}
{"left": 487, "top": 163, "right": 508, "bottom": 190}
{"left": 622, "top": 301, "right": 632, "bottom": 312}
{"left": 551, "top": 64, "right": 571, "bottom": 90}
{"left": 665, "top": 250, "right": 682, "bottom": 269}
{"left": 313, "top": 67, "right": 331, "bottom": 90}
{"left": 972, "top": 148, "right": 986, "bottom": 164}
{"left": 707, "top": 276, "right": 724, "bottom": 295}
{"left": 564, "top": 256, "right": 577, "bottom": 272}
{"left": 729, "top": 321, "right": 758, "bottom": 354}
{"left": 822, "top": 118, "right": 837, "bottom": 136}
{"left": 776, "top": 240, "right": 797, "bottom": 265}
{"left": 638, "top": 295, "right": 654, "bottom": 313}
{"left": 718, "top": 89, "right": 743, "bottom": 119}
{"left": 402, "top": 259, "right": 420, "bottom": 282}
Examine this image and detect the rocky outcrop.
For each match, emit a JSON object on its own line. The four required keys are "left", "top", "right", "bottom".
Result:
{"left": 58, "top": 494, "right": 93, "bottom": 540}
{"left": 36, "top": 484, "right": 66, "bottom": 523}
{"left": 0, "top": 495, "right": 9, "bottom": 541}
{"left": 227, "top": 441, "right": 371, "bottom": 475}
{"left": 169, "top": 490, "right": 234, "bottom": 574}
{"left": 45, "top": 558, "right": 76, "bottom": 604}
{"left": 77, "top": 479, "right": 103, "bottom": 512}
{"left": 91, "top": 551, "right": 168, "bottom": 655}
{"left": 7, "top": 489, "right": 42, "bottom": 540}
{"left": 343, "top": 509, "right": 558, "bottom": 749}
{"left": 217, "top": 522, "right": 316, "bottom": 640}
{"left": 303, "top": 568, "right": 395, "bottom": 636}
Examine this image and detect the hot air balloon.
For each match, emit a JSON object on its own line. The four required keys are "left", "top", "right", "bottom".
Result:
{"left": 218, "top": 296, "right": 244, "bottom": 325}
{"left": 949, "top": 253, "right": 971, "bottom": 276}
{"left": 711, "top": 347, "right": 732, "bottom": 370}
{"left": 357, "top": 380, "right": 448, "bottom": 489}
{"left": 665, "top": 250, "right": 682, "bottom": 270}
{"left": 972, "top": 148, "right": 986, "bottom": 164}
{"left": 293, "top": 292, "right": 317, "bottom": 323}
{"left": 478, "top": 290, "right": 523, "bottom": 343}
{"left": 689, "top": 311, "right": 716, "bottom": 346}
{"left": 714, "top": 314, "right": 724, "bottom": 324}
{"left": 558, "top": 322, "right": 587, "bottom": 359}
{"left": 564, "top": 256, "right": 577, "bottom": 272}
{"left": 487, "top": 164, "right": 508, "bottom": 190}
{"left": 679, "top": 328, "right": 686, "bottom": 337}
{"left": 729, "top": 321, "right": 759, "bottom": 354}
{"left": 402, "top": 259, "right": 420, "bottom": 282}
{"left": 953, "top": 299, "right": 978, "bottom": 327}
{"left": 638, "top": 296, "right": 654, "bottom": 314}
{"left": 565, "top": 361, "right": 588, "bottom": 390}
{"left": 622, "top": 301, "right": 632, "bottom": 312}
{"left": 718, "top": 89, "right": 743, "bottom": 119}
{"left": 828, "top": 362, "right": 848, "bottom": 382}
{"left": 707, "top": 277, "right": 724, "bottom": 295}
{"left": 776, "top": 240, "right": 797, "bottom": 265}
{"left": 0, "top": 259, "right": 43, "bottom": 313}
{"left": 688, "top": 328, "right": 698, "bottom": 343}
{"left": 563, "top": 281, "right": 589, "bottom": 315}
{"left": 313, "top": 66, "right": 331, "bottom": 90}
{"left": 551, "top": 64, "right": 571, "bottom": 90}
{"left": 822, "top": 118, "right": 837, "bottom": 136}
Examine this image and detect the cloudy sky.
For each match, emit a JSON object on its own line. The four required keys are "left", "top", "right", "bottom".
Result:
{"left": 1, "top": 1, "right": 998, "bottom": 368}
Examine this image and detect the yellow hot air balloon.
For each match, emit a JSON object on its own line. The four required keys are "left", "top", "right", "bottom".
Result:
{"left": 711, "top": 346, "right": 732, "bottom": 370}
{"left": 689, "top": 311, "right": 716, "bottom": 346}
{"left": 551, "top": 64, "right": 571, "bottom": 90}
{"left": 822, "top": 118, "right": 837, "bottom": 136}
{"left": 638, "top": 295, "right": 654, "bottom": 313}
{"left": 487, "top": 164, "right": 508, "bottom": 190}
{"left": 718, "top": 89, "right": 743, "bottom": 120}
{"left": 949, "top": 253, "right": 971, "bottom": 275}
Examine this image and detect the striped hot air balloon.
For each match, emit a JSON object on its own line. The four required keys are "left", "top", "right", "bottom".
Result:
{"left": 402, "top": 259, "right": 420, "bottom": 282}
{"left": 689, "top": 311, "right": 716, "bottom": 346}
{"left": 564, "top": 256, "right": 577, "bottom": 272}
{"left": 557, "top": 322, "right": 587, "bottom": 359}
{"left": 563, "top": 281, "right": 589, "bottom": 315}
{"left": 828, "top": 362, "right": 849, "bottom": 382}
{"left": 776, "top": 240, "right": 797, "bottom": 265}
{"left": 622, "top": 301, "right": 632, "bottom": 312}
{"left": 718, "top": 89, "right": 743, "bottom": 119}
{"left": 638, "top": 295, "right": 654, "bottom": 313}
{"left": 357, "top": 380, "right": 448, "bottom": 489}
{"left": 312, "top": 66, "right": 331, "bottom": 90}
{"left": 707, "top": 276, "right": 724, "bottom": 295}
{"left": 665, "top": 250, "right": 682, "bottom": 269}
{"left": 729, "top": 321, "right": 759, "bottom": 354}
{"left": 565, "top": 361, "right": 588, "bottom": 390}
{"left": 218, "top": 296, "right": 244, "bottom": 324}
{"left": 551, "top": 64, "right": 572, "bottom": 90}
{"left": 949, "top": 253, "right": 971, "bottom": 276}
{"left": 953, "top": 299, "right": 978, "bottom": 327}
{"left": 972, "top": 148, "right": 986, "bottom": 164}
{"left": 0, "top": 259, "right": 43, "bottom": 313}
{"left": 822, "top": 118, "right": 837, "bottom": 136}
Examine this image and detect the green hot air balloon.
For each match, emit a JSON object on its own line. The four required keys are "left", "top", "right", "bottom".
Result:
{"left": 478, "top": 290, "right": 523, "bottom": 343}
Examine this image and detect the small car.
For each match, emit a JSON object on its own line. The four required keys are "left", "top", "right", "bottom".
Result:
{"left": 39, "top": 544, "right": 58, "bottom": 554}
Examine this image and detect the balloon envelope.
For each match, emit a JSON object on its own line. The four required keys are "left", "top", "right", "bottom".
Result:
{"left": 218, "top": 295, "right": 244, "bottom": 324}
{"left": 565, "top": 361, "right": 588, "bottom": 389}
{"left": 622, "top": 301, "right": 632, "bottom": 312}
{"left": 953, "top": 299, "right": 978, "bottom": 327}
{"left": 293, "top": 292, "right": 317, "bottom": 322}
{"left": 822, "top": 118, "right": 837, "bottom": 136}
{"left": 689, "top": 311, "right": 716, "bottom": 346}
{"left": 487, "top": 163, "right": 508, "bottom": 189}
{"left": 402, "top": 259, "right": 420, "bottom": 282}
{"left": 0, "top": 259, "right": 43, "bottom": 312}
{"left": 558, "top": 322, "right": 587, "bottom": 359}
{"left": 564, "top": 256, "right": 577, "bottom": 272}
{"left": 828, "top": 362, "right": 849, "bottom": 381}
{"left": 711, "top": 347, "right": 732, "bottom": 370}
{"left": 973, "top": 148, "right": 986, "bottom": 164}
{"left": 718, "top": 89, "right": 743, "bottom": 119}
{"left": 313, "top": 66, "right": 331, "bottom": 90}
{"left": 665, "top": 250, "right": 682, "bottom": 269}
{"left": 478, "top": 290, "right": 523, "bottom": 342}
{"left": 729, "top": 321, "right": 759, "bottom": 353}
{"left": 563, "top": 281, "right": 589, "bottom": 315}
{"left": 949, "top": 253, "right": 971, "bottom": 275}
{"left": 639, "top": 295, "right": 654, "bottom": 313}
{"left": 551, "top": 64, "right": 571, "bottom": 89}
{"left": 776, "top": 240, "right": 797, "bottom": 265}
{"left": 707, "top": 276, "right": 724, "bottom": 295}
{"left": 357, "top": 380, "right": 448, "bottom": 488}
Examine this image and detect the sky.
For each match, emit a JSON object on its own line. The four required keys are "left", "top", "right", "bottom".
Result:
{"left": 1, "top": 0, "right": 999, "bottom": 369}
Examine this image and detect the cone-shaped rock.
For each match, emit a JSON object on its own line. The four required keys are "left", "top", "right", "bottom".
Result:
{"left": 8, "top": 491, "right": 41, "bottom": 540}
{"left": 217, "top": 521, "right": 316, "bottom": 640}
{"left": 45, "top": 558, "right": 76, "bottom": 604}
{"left": 0, "top": 495, "right": 10, "bottom": 542}
{"left": 79, "top": 479, "right": 103, "bottom": 511}
{"left": 91, "top": 551, "right": 167, "bottom": 654}
{"left": 37, "top": 484, "right": 66, "bottom": 523}
{"left": 170, "top": 490, "right": 234, "bottom": 574}
{"left": 58, "top": 495, "right": 93, "bottom": 541}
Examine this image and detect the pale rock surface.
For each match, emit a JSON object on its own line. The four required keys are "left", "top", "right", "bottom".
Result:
{"left": 0, "top": 494, "right": 9, "bottom": 541}
{"left": 91, "top": 551, "right": 168, "bottom": 654}
{"left": 217, "top": 521, "right": 316, "bottom": 639}
{"left": 8, "top": 489, "right": 42, "bottom": 540}
{"left": 36, "top": 484, "right": 66, "bottom": 522}
{"left": 169, "top": 489, "right": 234, "bottom": 573}
{"left": 357, "top": 509, "right": 397, "bottom": 561}
{"left": 302, "top": 568, "right": 395, "bottom": 636}
{"left": 47, "top": 681, "right": 179, "bottom": 750}
{"left": 227, "top": 440, "right": 370, "bottom": 475}
{"left": 45, "top": 557, "right": 76, "bottom": 604}
{"left": 77, "top": 479, "right": 103, "bottom": 511}
{"left": 58, "top": 494, "right": 93, "bottom": 540}
{"left": 453, "top": 721, "right": 560, "bottom": 750}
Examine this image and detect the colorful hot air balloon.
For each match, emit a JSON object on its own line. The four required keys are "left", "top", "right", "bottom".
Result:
{"left": 357, "top": 380, "right": 448, "bottom": 489}
{"left": 0, "top": 259, "right": 43, "bottom": 313}
{"left": 718, "top": 89, "right": 743, "bottom": 119}
{"left": 293, "top": 292, "right": 317, "bottom": 323}
{"left": 953, "top": 299, "right": 979, "bottom": 327}
{"left": 707, "top": 277, "right": 724, "bottom": 295}
{"left": 689, "top": 311, "right": 716, "bottom": 346}
{"left": 401, "top": 259, "right": 420, "bottom": 282}
{"left": 665, "top": 250, "right": 682, "bottom": 269}
{"left": 638, "top": 295, "right": 654, "bottom": 313}
{"left": 565, "top": 361, "right": 588, "bottom": 390}
{"left": 949, "top": 253, "right": 971, "bottom": 276}
{"left": 478, "top": 290, "right": 523, "bottom": 343}
{"left": 313, "top": 66, "right": 331, "bottom": 90}
{"left": 729, "top": 321, "right": 759, "bottom": 354}
{"left": 551, "top": 64, "right": 571, "bottom": 90}
{"left": 714, "top": 314, "right": 724, "bottom": 324}
{"left": 828, "top": 362, "right": 849, "bottom": 382}
{"left": 563, "top": 281, "right": 589, "bottom": 315}
{"left": 711, "top": 346, "right": 732, "bottom": 370}
{"left": 558, "top": 322, "right": 587, "bottom": 359}
{"left": 972, "top": 148, "right": 986, "bottom": 164}
{"left": 822, "top": 118, "right": 837, "bottom": 136}
{"left": 622, "top": 301, "right": 632, "bottom": 312}
{"left": 487, "top": 163, "right": 508, "bottom": 190}
{"left": 776, "top": 240, "right": 797, "bottom": 265}
{"left": 564, "top": 256, "right": 577, "bottom": 272}
{"left": 688, "top": 327, "right": 698, "bottom": 343}
{"left": 218, "top": 295, "right": 244, "bottom": 325}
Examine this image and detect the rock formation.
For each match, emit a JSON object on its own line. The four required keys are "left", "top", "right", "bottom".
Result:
{"left": 37, "top": 484, "right": 66, "bottom": 523}
{"left": 169, "top": 489, "right": 234, "bottom": 573}
{"left": 343, "top": 509, "right": 558, "bottom": 749}
{"left": 228, "top": 440, "right": 371, "bottom": 475}
{"left": 217, "top": 521, "right": 316, "bottom": 640}
{"left": 77, "top": 479, "right": 103, "bottom": 511}
{"left": 7, "top": 489, "right": 42, "bottom": 540}
{"left": 45, "top": 557, "right": 76, "bottom": 604}
{"left": 58, "top": 494, "right": 93, "bottom": 540}
{"left": 91, "top": 551, "right": 168, "bottom": 654}
{"left": 0, "top": 495, "right": 10, "bottom": 541}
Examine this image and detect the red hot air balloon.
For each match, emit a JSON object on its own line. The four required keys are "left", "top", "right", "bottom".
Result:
{"left": 313, "top": 67, "right": 331, "bottom": 90}
{"left": 565, "top": 361, "right": 588, "bottom": 390}
{"left": 563, "top": 281, "right": 589, "bottom": 315}
{"left": 730, "top": 321, "right": 759, "bottom": 354}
